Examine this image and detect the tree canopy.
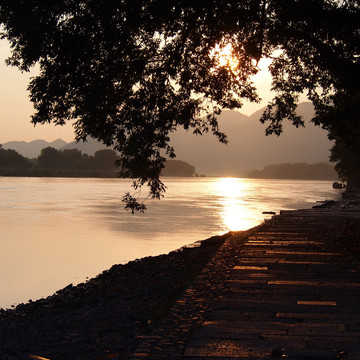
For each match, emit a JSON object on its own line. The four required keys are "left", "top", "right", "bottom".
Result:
{"left": 1, "top": 0, "right": 360, "bottom": 209}
{"left": 0, "top": 144, "right": 31, "bottom": 173}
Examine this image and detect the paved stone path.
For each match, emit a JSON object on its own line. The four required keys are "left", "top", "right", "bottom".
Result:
{"left": 131, "top": 209, "right": 360, "bottom": 360}
{"left": 183, "top": 212, "right": 360, "bottom": 360}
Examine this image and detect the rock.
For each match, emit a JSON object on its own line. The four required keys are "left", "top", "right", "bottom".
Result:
{"left": 333, "top": 181, "right": 344, "bottom": 189}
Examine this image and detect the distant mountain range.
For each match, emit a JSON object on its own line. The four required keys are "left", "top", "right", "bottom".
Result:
{"left": 169, "top": 102, "right": 332, "bottom": 176}
{"left": 2, "top": 102, "right": 333, "bottom": 176}
{"left": 2, "top": 138, "right": 107, "bottom": 159}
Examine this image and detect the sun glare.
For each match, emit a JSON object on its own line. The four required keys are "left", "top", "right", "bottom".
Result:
{"left": 215, "top": 178, "right": 259, "bottom": 232}
{"left": 210, "top": 43, "right": 240, "bottom": 71}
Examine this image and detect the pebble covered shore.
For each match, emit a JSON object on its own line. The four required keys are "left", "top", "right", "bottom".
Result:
{"left": 0, "top": 235, "right": 228, "bottom": 360}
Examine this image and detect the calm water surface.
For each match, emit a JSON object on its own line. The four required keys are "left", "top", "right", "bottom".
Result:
{"left": 0, "top": 177, "right": 340, "bottom": 308}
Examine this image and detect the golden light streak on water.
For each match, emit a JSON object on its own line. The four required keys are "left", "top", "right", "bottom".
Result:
{"left": 215, "top": 178, "right": 260, "bottom": 232}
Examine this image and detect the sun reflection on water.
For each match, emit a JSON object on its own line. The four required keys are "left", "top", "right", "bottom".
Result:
{"left": 215, "top": 178, "right": 260, "bottom": 232}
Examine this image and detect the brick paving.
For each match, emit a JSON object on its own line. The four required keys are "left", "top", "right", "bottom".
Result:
{"left": 131, "top": 208, "right": 360, "bottom": 360}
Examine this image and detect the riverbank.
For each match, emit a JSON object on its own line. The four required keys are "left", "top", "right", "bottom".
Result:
{"left": 0, "top": 235, "right": 228, "bottom": 360}
{"left": 2, "top": 200, "right": 360, "bottom": 360}
{"left": 0, "top": 177, "right": 339, "bottom": 311}
{"left": 131, "top": 205, "right": 360, "bottom": 359}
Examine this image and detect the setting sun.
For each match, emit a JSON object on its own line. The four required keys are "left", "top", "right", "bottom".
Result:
{"left": 210, "top": 43, "right": 240, "bottom": 71}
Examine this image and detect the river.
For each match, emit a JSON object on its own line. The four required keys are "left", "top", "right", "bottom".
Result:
{"left": 0, "top": 176, "right": 340, "bottom": 308}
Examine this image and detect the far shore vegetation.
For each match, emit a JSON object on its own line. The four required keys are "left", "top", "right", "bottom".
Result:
{"left": 1, "top": 144, "right": 337, "bottom": 181}
{"left": 246, "top": 162, "right": 338, "bottom": 181}
{"left": 0, "top": 145, "right": 197, "bottom": 178}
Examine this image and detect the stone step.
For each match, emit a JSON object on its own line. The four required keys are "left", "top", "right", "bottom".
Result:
{"left": 208, "top": 301, "right": 358, "bottom": 314}
{"left": 184, "top": 338, "right": 341, "bottom": 359}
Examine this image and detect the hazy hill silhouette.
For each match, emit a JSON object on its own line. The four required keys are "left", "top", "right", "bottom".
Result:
{"left": 170, "top": 102, "right": 332, "bottom": 176}
{"left": 2, "top": 102, "right": 331, "bottom": 176}
{"left": 2, "top": 139, "right": 68, "bottom": 158}
{"left": 61, "top": 138, "right": 106, "bottom": 155}
{"left": 2, "top": 138, "right": 106, "bottom": 158}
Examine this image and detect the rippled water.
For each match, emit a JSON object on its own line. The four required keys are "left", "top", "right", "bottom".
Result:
{"left": 0, "top": 176, "right": 340, "bottom": 308}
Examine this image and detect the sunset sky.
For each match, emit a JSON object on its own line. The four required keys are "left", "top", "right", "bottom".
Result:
{"left": 0, "top": 38, "right": 274, "bottom": 144}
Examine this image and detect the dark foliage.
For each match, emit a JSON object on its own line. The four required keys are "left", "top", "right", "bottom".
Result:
{"left": 0, "top": 145, "right": 197, "bottom": 180}
{"left": 0, "top": 146, "right": 120, "bottom": 177}
{"left": 1, "top": 0, "right": 360, "bottom": 208}
{"left": 161, "top": 159, "right": 195, "bottom": 177}
{"left": 0, "top": 144, "right": 32, "bottom": 175}
{"left": 314, "top": 92, "right": 360, "bottom": 188}
{"left": 330, "top": 143, "right": 360, "bottom": 189}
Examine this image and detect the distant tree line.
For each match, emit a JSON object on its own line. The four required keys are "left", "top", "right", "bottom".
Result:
{"left": 161, "top": 160, "right": 196, "bottom": 177}
{"left": 0, "top": 145, "right": 196, "bottom": 178}
{"left": 246, "top": 162, "right": 338, "bottom": 181}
